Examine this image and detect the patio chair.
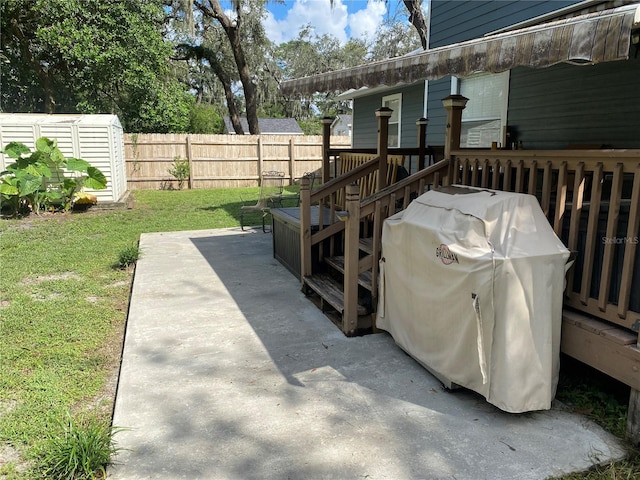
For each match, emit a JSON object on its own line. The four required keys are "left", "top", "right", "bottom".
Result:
{"left": 240, "top": 171, "right": 285, "bottom": 232}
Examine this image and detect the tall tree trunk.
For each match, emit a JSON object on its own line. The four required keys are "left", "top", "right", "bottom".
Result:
{"left": 403, "top": 0, "right": 428, "bottom": 50}
{"left": 175, "top": 43, "right": 245, "bottom": 133}
{"left": 214, "top": 65, "right": 244, "bottom": 134}
{"left": 196, "top": 1, "right": 261, "bottom": 134}
{"left": 226, "top": 24, "right": 259, "bottom": 134}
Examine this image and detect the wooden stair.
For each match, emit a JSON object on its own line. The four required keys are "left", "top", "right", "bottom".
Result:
{"left": 301, "top": 235, "right": 377, "bottom": 333}
{"left": 324, "top": 255, "right": 373, "bottom": 291}
{"left": 303, "top": 273, "right": 368, "bottom": 316}
{"left": 359, "top": 237, "right": 373, "bottom": 255}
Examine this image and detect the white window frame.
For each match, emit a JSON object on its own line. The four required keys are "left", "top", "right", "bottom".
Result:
{"left": 382, "top": 93, "right": 402, "bottom": 148}
{"left": 455, "top": 72, "right": 509, "bottom": 148}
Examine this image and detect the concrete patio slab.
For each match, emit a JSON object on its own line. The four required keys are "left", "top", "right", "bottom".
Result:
{"left": 109, "top": 228, "right": 626, "bottom": 480}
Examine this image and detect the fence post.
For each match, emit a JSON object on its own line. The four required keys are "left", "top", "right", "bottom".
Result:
{"left": 442, "top": 95, "right": 468, "bottom": 185}
{"left": 375, "top": 107, "right": 392, "bottom": 191}
{"left": 416, "top": 117, "right": 429, "bottom": 171}
{"left": 289, "top": 137, "right": 295, "bottom": 185}
{"left": 186, "top": 135, "right": 194, "bottom": 189}
{"left": 257, "top": 136, "right": 264, "bottom": 186}
{"left": 321, "top": 117, "right": 333, "bottom": 184}
{"left": 343, "top": 183, "right": 360, "bottom": 336}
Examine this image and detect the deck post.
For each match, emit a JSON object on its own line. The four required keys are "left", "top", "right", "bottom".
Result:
{"left": 343, "top": 183, "right": 361, "bottom": 336}
{"left": 630, "top": 374, "right": 640, "bottom": 445}
{"left": 416, "top": 117, "right": 429, "bottom": 170}
{"left": 321, "top": 117, "right": 334, "bottom": 184}
{"left": 299, "top": 175, "right": 312, "bottom": 285}
{"left": 375, "top": 107, "right": 393, "bottom": 192}
{"left": 629, "top": 331, "right": 640, "bottom": 445}
{"left": 442, "top": 95, "right": 468, "bottom": 185}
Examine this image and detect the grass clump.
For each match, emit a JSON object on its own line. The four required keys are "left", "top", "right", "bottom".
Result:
{"left": 35, "top": 415, "right": 122, "bottom": 480}
{"left": 115, "top": 244, "right": 140, "bottom": 269}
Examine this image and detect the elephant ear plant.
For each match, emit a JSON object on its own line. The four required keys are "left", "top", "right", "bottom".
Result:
{"left": 0, "top": 137, "right": 107, "bottom": 215}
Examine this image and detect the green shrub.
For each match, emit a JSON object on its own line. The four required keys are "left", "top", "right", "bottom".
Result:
{"left": 35, "top": 415, "right": 122, "bottom": 480}
{"left": 168, "top": 157, "right": 190, "bottom": 190}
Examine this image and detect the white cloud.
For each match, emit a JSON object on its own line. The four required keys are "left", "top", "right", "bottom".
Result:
{"left": 347, "top": 0, "right": 387, "bottom": 42}
{"left": 263, "top": 11, "right": 286, "bottom": 45}
{"left": 264, "top": 0, "right": 389, "bottom": 45}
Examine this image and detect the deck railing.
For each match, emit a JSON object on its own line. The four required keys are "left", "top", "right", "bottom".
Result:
{"left": 301, "top": 145, "right": 640, "bottom": 440}
{"left": 450, "top": 149, "right": 640, "bottom": 332}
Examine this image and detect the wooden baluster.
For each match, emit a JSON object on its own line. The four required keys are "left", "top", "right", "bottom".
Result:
{"left": 515, "top": 159, "right": 524, "bottom": 193}
{"left": 491, "top": 159, "right": 500, "bottom": 190}
{"left": 527, "top": 160, "right": 538, "bottom": 196}
{"left": 461, "top": 158, "right": 470, "bottom": 185}
{"left": 470, "top": 159, "right": 479, "bottom": 186}
{"left": 580, "top": 163, "right": 603, "bottom": 305}
{"left": 553, "top": 161, "right": 568, "bottom": 236}
{"left": 504, "top": 159, "right": 513, "bottom": 192}
{"left": 565, "top": 162, "right": 585, "bottom": 297}
{"left": 403, "top": 185, "right": 411, "bottom": 210}
{"left": 541, "top": 161, "right": 552, "bottom": 219}
{"left": 618, "top": 163, "right": 640, "bottom": 318}
{"left": 598, "top": 163, "right": 623, "bottom": 312}
{"left": 481, "top": 158, "right": 490, "bottom": 188}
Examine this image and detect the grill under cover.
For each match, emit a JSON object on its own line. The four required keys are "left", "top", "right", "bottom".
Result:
{"left": 377, "top": 186, "right": 571, "bottom": 413}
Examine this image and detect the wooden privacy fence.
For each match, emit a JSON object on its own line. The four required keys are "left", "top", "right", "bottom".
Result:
{"left": 125, "top": 133, "right": 351, "bottom": 190}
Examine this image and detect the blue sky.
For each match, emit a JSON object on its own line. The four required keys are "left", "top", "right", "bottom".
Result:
{"left": 263, "top": 0, "right": 400, "bottom": 44}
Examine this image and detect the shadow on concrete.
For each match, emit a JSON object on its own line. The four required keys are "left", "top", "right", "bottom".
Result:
{"left": 109, "top": 229, "right": 625, "bottom": 480}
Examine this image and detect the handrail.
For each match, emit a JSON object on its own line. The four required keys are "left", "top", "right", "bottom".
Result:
{"left": 310, "top": 156, "right": 380, "bottom": 204}
{"left": 361, "top": 159, "right": 451, "bottom": 215}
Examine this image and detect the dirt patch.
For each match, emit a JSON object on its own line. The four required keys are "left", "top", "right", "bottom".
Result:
{"left": 0, "top": 444, "right": 31, "bottom": 478}
{"left": 20, "top": 272, "right": 82, "bottom": 286}
{"left": 0, "top": 402, "right": 30, "bottom": 477}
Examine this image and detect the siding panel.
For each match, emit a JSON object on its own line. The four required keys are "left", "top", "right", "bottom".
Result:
{"left": 430, "top": 0, "right": 579, "bottom": 48}
{"left": 352, "top": 84, "right": 425, "bottom": 148}
{"left": 508, "top": 56, "right": 640, "bottom": 149}
{"left": 426, "top": 0, "right": 582, "bottom": 146}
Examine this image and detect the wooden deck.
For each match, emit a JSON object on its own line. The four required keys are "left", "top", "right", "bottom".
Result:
{"left": 293, "top": 147, "right": 640, "bottom": 441}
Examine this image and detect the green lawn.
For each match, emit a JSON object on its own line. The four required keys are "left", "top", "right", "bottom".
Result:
{"left": 0, "top": 188, "right": 637, "bottom": 479}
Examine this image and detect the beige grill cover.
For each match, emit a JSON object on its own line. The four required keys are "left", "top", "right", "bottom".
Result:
{"left": 377, "top": 186, "right": 570, "bottom": 413}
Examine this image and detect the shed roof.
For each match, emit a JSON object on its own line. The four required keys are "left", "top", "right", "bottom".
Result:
{"left": 281, "top": 3, "right": 640, "bottom": 96}
{"left": 223, "top": 117, "right": 303, "bottom": 134}
{"left": 0, "top": 113, "right": 121, "bottom": 127}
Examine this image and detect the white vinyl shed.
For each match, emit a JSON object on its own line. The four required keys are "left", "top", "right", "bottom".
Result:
{"left": 0, "top": 114, "right": 127, "bottom": 203}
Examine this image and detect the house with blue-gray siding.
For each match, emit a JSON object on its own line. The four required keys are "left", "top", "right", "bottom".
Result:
{"left": 330, "top": 0, "right": 640, "bottom": 151}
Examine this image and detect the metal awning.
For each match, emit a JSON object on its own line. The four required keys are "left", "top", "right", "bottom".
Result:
{"left": 280, "top": 3, "right": 640, "bottom": 96}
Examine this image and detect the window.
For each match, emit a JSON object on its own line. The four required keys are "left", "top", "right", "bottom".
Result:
{"left": 458, "top": 72, "right": 509, "bottom": 148}
{"left": 382, "top": 93, "right": 402, "bottom": 147}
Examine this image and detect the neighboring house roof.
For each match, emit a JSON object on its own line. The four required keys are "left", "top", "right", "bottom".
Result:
{"left": 280, "top": 3, "right": 640, "bottom": 96}
{"left": 223, "top": 117, "right": 303, "bottom": 134}
{"left": 331, "top": 114, "right": 352, "bottom": 136}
